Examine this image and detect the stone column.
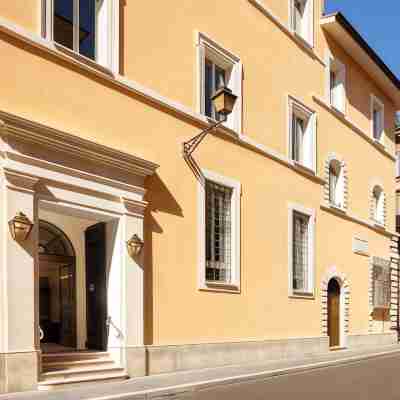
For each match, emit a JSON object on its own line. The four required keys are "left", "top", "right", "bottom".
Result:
{"left": 0, "top": 168, "right": 39, "bottom": 393}
{"left": 119, "top": 198, "right": 147, "bottom": 377}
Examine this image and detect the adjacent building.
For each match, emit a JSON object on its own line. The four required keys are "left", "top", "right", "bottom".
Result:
{"left": 0, "top": 0, "right": 398, "bottom": 393}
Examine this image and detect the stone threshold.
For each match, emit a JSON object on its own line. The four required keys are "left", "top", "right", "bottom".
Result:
{"left": 2, "top": 344, "right": 400, "bottom": 400}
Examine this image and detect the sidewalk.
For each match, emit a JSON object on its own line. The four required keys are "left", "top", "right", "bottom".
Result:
{"left": 3, "top": 344, "right": 400, "bottom": 400}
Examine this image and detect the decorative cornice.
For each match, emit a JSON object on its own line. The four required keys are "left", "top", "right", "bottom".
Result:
{"left": 121, "top": 197, "right": 148, "bottom": 217}
{"left": 313, "top": 95, "right": 396, "bottom": 161}
{"left": 247, "top": 0, "right": 326, "bottom": 67}
{"left": 0, "top": 110, "right": 159, "bottom": 178}
{"left": 321, "top": 203, "right": 396, "bottom": 237}
{"left": 2, "top": 168, "right": 39, "bottom": 193}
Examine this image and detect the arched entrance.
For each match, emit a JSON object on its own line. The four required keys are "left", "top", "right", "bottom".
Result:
{"left": 327, "top": 278, "right": 341, "bottom": 347}
{"left": 39, "top": 220, "right": 77, "bottom": 352}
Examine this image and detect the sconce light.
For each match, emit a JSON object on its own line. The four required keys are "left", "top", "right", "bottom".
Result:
{"left": 8, "top": 212, "right": 33, "bottom": 241}
{"left": 126, "top": 234, "right": 144, "bottom": 258}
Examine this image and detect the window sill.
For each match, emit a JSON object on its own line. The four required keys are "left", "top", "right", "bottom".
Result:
{"left": 289, "top": 292, "right": 315, "bottom": 300}
{"left": 373, "top": 220, "right": 386, "bottom": 230}
{"left": 328, "top": 203, "right": 346, "bottom": 213}
{"left": 292, "top": 161, "right": 316, "bottom": 176}
{"left": 200, "top": 281, "right": 240, "bottom": 293}
{"left": 373, "top": 138, "right": 385, "bottom": 149}
{"left": 52, "top": 42, "right": 114, "bottom": 77}
{"left": 293, "top": 32, "right": 314, "bottom": 52}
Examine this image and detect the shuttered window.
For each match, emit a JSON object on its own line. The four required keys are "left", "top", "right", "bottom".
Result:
{"left": 292, "top": 211, "right": 309, "bottom": 293}
{"left": 205, "top": 181, "right": 233, "bottom": 283}
{"left": 373, "top": 262, "right": 391, "bottom": 309}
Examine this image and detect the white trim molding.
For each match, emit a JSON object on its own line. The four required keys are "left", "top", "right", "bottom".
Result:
{"left": 198, "top": 169, "right": 241, "bottom": 292}
{"left": 369, "top": 181, "right": 386, "bottom": 228}
{"left": 323, "top": 152, "right": 348, "bottom": 212}
{"left": 370, "top": 94, "right": 385, "bottom": 146}
{"left": 313, "top": 95, "right": 396, "bottom": 161}
{"left": 288, "top": 203, "right": 316, "bottom": 297}
{"left": 287, "top": 95, "right": 317, "bottom": 173}
{"left": 196, "top": 32, "right": 243, "bottom": 134}
{"left": 288, "top": 0, "right": 314, "bottom": 48}
{"left": 42, "top": 0, "right": 120, "bottom": 73}
{"left": 321, "top": 266, "right": 350, "bottom": 347}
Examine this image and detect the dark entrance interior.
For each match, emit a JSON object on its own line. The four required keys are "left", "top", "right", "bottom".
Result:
{"left": 39, "top": 220, "right": 108, "bottom": 353}
{"left": 327, "top": 278, "right": 341, "bottom": 348}
{"left": 85, "top": 222, "right": 108, "bottom": 351}
{"left": 39, "top": 220, "right": 76, "bottom": 351}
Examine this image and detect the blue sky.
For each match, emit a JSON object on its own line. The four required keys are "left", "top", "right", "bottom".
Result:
{"left": 325, "top": 1, "right": 400, "bottom": 79}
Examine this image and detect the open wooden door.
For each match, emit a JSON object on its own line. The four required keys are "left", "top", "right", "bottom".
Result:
{"left": 85, "top": 222, "right": 108, "bottom": 351}
{"left": 328, "top": 279, "right": 341, "bottom": 347}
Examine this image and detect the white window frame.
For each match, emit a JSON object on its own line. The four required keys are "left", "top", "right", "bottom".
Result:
{"left": 42, "top": 0, "right": 120, "bottom": 73}
{"left": 328, "top": 159, "right": 344, "bottom": 209}
{"left": 372, "top": 185, "right": 385, "bottom": 227}
{"left": 288, "top": 203, "right": 315, "bottom": 297}
{"left": 198, "top": 169, "right": 241, "bottom": 292}
{"left": 197, "top": 32, "right": 242, "bottom": 134}
{"left": 288, "top": 96, "right": 317, "bottom": 173}
{"left": 396, "top": 151, "right": 400, "bottom": 177}
{"left": 370, "top": 94, "right": 385, "bottom": 145}
{"left": 289, "top": 0, "right": 314, "bottom": 47}
{"left": 327, "top": 56, "right": 346, "bottom": 114}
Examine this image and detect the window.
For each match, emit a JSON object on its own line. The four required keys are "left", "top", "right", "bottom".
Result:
{"left": 205, "top": 181, "right": 232, "bottom": 283}
{"left": 45, "top": 0, "right": 119, "bottom": 71}
{"left": 289, "top": 97, "right": 316, "bottom": 171}
{"left": 290, "top": 0, "right": 314, "bottom": 46}
{"left": 372, "top": 258, "right": 391, "bottom": 309}
{"left": 371, "top": 96, "right": 384, "bottom": 143}
{"left": 199, "top": 170, "right": 241, "bottom": 291}
{"left": 328, "top": 58, "right": 346, "bottom": 113}
{"left": 329, "top": 160, "right": 344, "bottom": 208}
{"left": 372, "top": 185, "right": 385, "bottom": 226}
{"left": 205, "top": 59, "right": 228, "bottom": 122}
{"left": 288, "top": 205, "right": 315, "bottom": 296}
{"left": 198, "top": 33, "right": 242, "bottom": 133}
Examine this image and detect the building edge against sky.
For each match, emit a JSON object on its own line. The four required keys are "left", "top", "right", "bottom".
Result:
{"left": 0, "top": 0, "right": 399, "bottom": 393}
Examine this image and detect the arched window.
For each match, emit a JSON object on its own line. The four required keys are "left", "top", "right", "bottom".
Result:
{"left": 39, "top": 220, "right": 75, "bottom": 257}
{"left": 372, "top": 186, "right": 385, "bottom": 225}
{"left": 329, "top": 159, "right": 343, "bottom": 208}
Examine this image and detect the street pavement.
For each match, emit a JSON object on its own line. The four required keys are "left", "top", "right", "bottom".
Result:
{"left": 3, "top": 344, "right": 400, "bottom": 399}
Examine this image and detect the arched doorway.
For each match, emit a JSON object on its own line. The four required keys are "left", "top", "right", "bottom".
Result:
{"left": 39, "top": 220, "right": 77, "bottom": 352}
{"left": 327, "top": 278, "right": 341, "bottom": 347}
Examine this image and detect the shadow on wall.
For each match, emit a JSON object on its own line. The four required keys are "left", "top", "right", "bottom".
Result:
{"left": 143, "top": 173, "right": 184, "bottom": 345}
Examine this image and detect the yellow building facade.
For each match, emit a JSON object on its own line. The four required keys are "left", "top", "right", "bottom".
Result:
{"left": 0, "top": 0, "right": 398, "bottom": 393}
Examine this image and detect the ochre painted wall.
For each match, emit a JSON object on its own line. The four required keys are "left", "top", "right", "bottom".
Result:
{"left": 0, "top": 0, "right": 396, "bottom": 345}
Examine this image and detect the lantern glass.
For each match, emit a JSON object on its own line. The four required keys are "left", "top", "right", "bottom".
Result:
{"left": 9, "top": 212, "right": 33, "bottom": 241}
{"left": 126, "top": 234, "right": 144, "bottom": 258}
{"left": 211, "top": 87, "right": 237, "bottom": 116}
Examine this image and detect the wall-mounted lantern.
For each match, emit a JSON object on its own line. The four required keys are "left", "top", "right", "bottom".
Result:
{"left": 182, "top": 86, "right": 237, "bottom": 159}
{"left": 126, "top": 234, "right": 144, "bottom": 258}
{"left": 8, "top": 212, "right": 34, "bottom": 241}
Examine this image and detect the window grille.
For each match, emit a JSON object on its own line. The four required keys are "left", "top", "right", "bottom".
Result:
{"left": 292, "top": 211, "right": 309, "bottom": 292}
{"left": 373, "top": 262, "right": 391, "bottom": 309}
{"left": 205, "top": 181, "right": 232, "bottom": 283}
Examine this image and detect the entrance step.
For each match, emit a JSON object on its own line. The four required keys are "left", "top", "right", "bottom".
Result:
{"left": 39, "top": 351, "right": 128, "bottom": 390}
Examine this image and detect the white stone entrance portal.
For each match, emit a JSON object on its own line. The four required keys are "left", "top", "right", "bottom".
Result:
{"left": 0, "top": 111, "right": 158, "bottom": 392}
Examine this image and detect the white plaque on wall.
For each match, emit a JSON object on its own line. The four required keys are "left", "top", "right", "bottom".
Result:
{"left": 352, "top": 236, "right": 369, "bottom": 256}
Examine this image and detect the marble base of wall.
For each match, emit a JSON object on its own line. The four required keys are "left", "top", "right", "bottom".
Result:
{"left": 145, "top": 336, "right": 330, "bottom": 375}
{"left": 347, "top": 332, "right": 397, "bottom": 348}
{"left": 0, "top": 351, "right": 38, "bottom": 393}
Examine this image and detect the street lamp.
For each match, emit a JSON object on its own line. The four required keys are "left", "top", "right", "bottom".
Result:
{"left": 183, "top": 86, "right": 237, "bottom": 158}
{"left": 8, "top": 212, "right": 34, "bottom": 241}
